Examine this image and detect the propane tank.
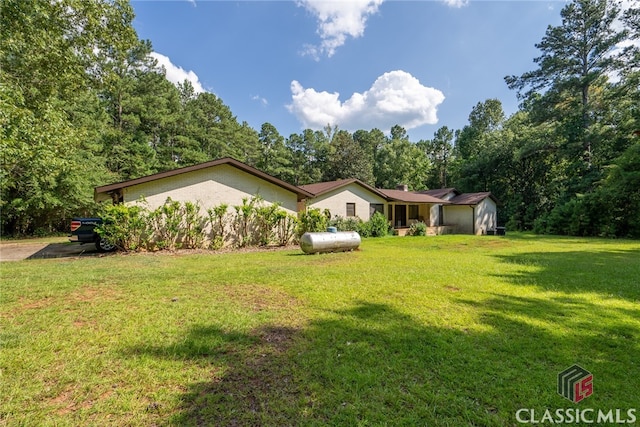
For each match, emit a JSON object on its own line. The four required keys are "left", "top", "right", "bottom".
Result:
{"left": 300, "top": 231, "right": 361, "bottom": 254}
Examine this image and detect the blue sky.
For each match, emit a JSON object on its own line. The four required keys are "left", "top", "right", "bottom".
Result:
{"left": 131, "top": 0, "right": 566, "bottom": 141}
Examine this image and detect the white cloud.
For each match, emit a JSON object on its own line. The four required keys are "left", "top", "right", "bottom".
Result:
{"left": 287, "top": 70, "right": 445, "bottom": 133}
{"left": 252, "top": 95, "right": 269, "bottom": 106}
{"left": 443, "top": 0, "right": 469, "bottom": 8}
{"left": 297, "top": 0, "right": 384, "bottom": 58}
{"left": 150, "top": 52, "right": 206, "bottom": 94}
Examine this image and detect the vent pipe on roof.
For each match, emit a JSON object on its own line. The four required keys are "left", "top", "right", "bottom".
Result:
{"left": 396, "top": 184, "right": 408, "bottom": 191}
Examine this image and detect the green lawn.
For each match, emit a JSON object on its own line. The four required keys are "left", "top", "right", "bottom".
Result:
{"left": 1, "top": 234, "right": 639, "bottom": 426}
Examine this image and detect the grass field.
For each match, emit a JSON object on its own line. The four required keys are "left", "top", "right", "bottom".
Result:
{"left": 1, "top": 234, "right": 639, "bottom": 426}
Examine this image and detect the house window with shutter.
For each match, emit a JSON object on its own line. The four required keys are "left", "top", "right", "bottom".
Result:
{"left": 346, "top": 203, "right": 356, "bottom": 217}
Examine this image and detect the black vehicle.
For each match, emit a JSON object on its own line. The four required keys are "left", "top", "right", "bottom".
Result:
{"left": 69, "top": 218, "right": 116, "bottom": 252}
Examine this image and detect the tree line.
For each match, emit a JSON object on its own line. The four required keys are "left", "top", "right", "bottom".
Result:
{"left": 1, "top": 0, "right": 638, "bottom": 237}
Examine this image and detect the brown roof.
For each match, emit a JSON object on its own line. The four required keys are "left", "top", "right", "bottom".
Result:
{"left": 378, "top": 189, "right": 448, "bottom": 204}
{"left": 94, "top": 157, "right": 314, "bottom": 200}
{"left": 449, "top": 192, "right": 498, "bottom": 205}
{"left": 418, "top": 188, "right": 459, "bottom": 198}
{"left": 299, "top": 179, "right": 388, "bottom": 199}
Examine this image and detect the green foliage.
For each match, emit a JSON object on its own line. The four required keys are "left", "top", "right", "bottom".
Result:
{"left": 207, "top": 204, "right": 229, "bottom": 250}
{"left": 275, "top": 212, "right": 298, "bottom": 246}
{"left": 232, "top": 197, "right": 258, "bottom": 247}
{"left": 329, "top": 216, "right": 363, "bottom": 233}
{"left": 327, "top": 212, "right": 389, "bottom": 238}
{"left": 230, "top": 196, "right": 295, "bottom": 247}
{"left": 96, "top": 203, "right": 149, "bottom": 251}
{"left": 297, "top": 208, "right": 329, "bottom": 237}
{"left": 406, "top": 221, "right": 428, "bottom": 236}
{"left": 325, "top": 130, "right": 375, "bottom": 184}
{"left": 181, "top": 201, "right": 207, "bottom": 249}
{"left": 368, "top": 212, "right": 390, "bottom": 237}
{"left": 375, "top": 129, "right": 430, "bottom": 190}
{"left": 534, "top": 141, "right": 640, "bottom": 238}
{"left": 254, "top": 202, "right": 283, "bottom": 246}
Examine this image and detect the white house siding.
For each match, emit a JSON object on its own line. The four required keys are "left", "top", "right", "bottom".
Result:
{"left": 444, "top": 205, "right": 474, "bottom": 234}
{"left": 122, "top": 164, "right": 299, "bottom": 215}
{"left": 430, "top": 205, "right": 440, "bottom": 227}
{"left": 474, "top": 198, "right": 497, "bottom": 235}
{"left": 306, "top": 183, "right": 387, "bottom": 220}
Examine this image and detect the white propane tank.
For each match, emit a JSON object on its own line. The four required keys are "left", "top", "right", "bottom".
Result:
{"left": 299, "top": 231, "right": 361, "bottom": 254}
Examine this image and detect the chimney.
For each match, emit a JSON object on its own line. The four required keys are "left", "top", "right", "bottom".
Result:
{"left": 396, "top": 184, "right": 408, "bottom": 192}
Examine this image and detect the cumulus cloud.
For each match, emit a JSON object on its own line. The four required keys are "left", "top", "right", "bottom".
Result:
{"left": 287, "top": 70, "right": 445, "bottom": 133}
{"left": 297, "top": 0, "right": 384, "bottom": 58}
{"left": 151, "top": 52, "right": 206, "bottom": 94}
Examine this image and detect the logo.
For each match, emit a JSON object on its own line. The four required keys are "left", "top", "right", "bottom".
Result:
{"left": 558, "top": 364, "right": 593, "bottom": 403}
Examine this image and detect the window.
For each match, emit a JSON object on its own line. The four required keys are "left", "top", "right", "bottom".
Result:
{"left": 369, "top": 203, "right": 384, "bottom": 218}
{"left": 409, "top": 205, "right": 419, "bottom": 220}
{"left": 346, "top": 203, "right": 356, "bottom": 217}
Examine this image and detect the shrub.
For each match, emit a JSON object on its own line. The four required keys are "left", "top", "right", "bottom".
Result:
{"left": 232, "top": 197, "right": 258, "bottom": 247}
{"left": 149, "top": 198, "right": 183, "bottom": 250}
{"left": 406, "top": 221, "right": 427, "bottom": 236}
{"left": 275, "top": 211, "right": 297, "bottom": 246}
{"left": 254, "top": 202, "right": 282, "bottom": 246}
{"left": 181, "top": 201, "right": 207, "bottom": 249}
{"left": 297, "top": 208, "right": 329, "bottom": 237}
{"left": 207, "top": 204, "right": 229, "bottom": 250}
{"left": 330, "top": 216, "right": 363, "bottom": 232}
{"left": 368, "top": 212, "right": 389, "bottom": 237}
{"left": 96, "top": 203, "right": 149, "bottom": 251}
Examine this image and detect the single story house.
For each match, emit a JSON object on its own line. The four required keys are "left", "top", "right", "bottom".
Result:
{"left": 94, "top": 157, "right": 312, "bottom": 216}
{"left": 94, "top": 157, "right": 498, "bottom": 236}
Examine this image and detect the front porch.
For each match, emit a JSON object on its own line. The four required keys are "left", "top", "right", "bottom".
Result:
{"left": 387, "top": 202, "right": 430, "bottom": 229}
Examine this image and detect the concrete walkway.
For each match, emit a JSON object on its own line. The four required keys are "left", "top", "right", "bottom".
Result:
{"left": 0, "top": 240, "right": 101, "bottom": 261}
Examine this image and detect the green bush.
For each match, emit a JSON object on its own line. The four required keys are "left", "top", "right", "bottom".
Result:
{"left": 406, "top": 221, "right": 427, "bottom": 236}
{"left": 368, "top": 212, "right": 389, "bottom": 237}
{"left": 207, "top": 204, "right": 229, "bottom": 249}
{"left": 96, "top": 203, "right": 149, "bottom": 251}
{"left": 330, "top": 216, "right": 363, "bottom": 232}
{"left": 297, "top": 208, "right": 329, "bottom": 237}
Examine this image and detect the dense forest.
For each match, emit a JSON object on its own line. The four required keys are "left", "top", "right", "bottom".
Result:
{"left": 1, "top": 0, "right": 639, "bottom": 237}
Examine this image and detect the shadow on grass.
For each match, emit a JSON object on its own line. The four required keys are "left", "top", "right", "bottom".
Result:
{"left": 492, "top": 247, "right": 640, "bottom": 301}
{"left": 123, "top": 295, "right": 639, "bottom": 425}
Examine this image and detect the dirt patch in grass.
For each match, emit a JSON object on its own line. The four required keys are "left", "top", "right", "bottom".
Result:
{"left": 66, "top": 286, "right": 122, "bottom": 303}
{"left": 49, "top": 385, "right": 115, "bottom": 416}
{"left": 6, "top": 286, "right": 123, "bottom": 319}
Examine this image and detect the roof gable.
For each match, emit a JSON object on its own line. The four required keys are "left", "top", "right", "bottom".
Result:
{"left": 449, "top": 192, "right": 498, "bottom": 205}
{"left": 299, "top": 179, "right": 388, "bottom": 200}
{"left": 94, "top": 157, "right": 313, "bottom": 200}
